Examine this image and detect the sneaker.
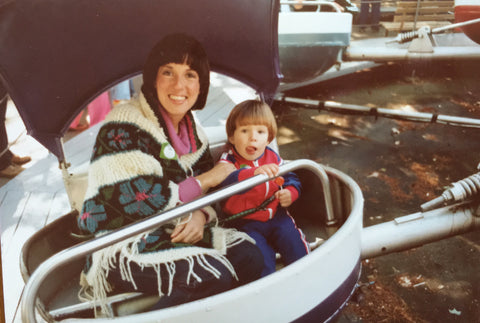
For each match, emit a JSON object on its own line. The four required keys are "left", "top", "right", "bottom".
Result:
{"left": 0, "top": 164, "right": 25, "bottom": 178}
{"left": 11, "top": 154, "right": 31, "bottom": 165}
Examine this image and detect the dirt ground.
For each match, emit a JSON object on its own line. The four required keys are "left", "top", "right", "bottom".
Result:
{"left": 273, "top": 60, "right": 480, "bottom": 322}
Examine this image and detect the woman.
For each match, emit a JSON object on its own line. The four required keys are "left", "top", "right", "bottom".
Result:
{"left": 77, "top": 33, "right": 263, "bottom": 316}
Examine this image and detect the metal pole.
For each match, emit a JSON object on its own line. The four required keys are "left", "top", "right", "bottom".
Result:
{"left": 413, "top": 0, "right": 420, "bottom": 30}
{"left": 278, "top": 96, "right": 480, "bottom": 128}
{"left": 432, "top": 17, "right": 480, "bottom": 34}
{"left": 21, "top": 159, "right": 333, "bottom": 323}
{"left": 0, "top": 244, "right": 5, "bottom": 323}
{"left": 421, "top": 172, "right": 480, "bottom": 211}
{"left": 361, "top": 202, "right": 480, "bottom": 259}
{"left": 345, "top": 45, "right": 480, "bottom": 61}
{"left": 279, "top": 0, "right": 342, "bottom": 12}
{"left": 382, "top": 18, "right": 480, "bottom": 44}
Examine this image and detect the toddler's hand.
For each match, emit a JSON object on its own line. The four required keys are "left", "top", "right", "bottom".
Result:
{"left": 254, "top": 164, "right": 279, "bottom": 178}
{"left": 275, "top": 189, "right": 293, "bottom": 207}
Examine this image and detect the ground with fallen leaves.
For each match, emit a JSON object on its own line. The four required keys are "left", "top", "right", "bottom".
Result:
{"left": 275, "top": 60, "right": 480, "bottom": 322}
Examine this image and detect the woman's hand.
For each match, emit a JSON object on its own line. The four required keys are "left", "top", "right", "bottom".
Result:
{"left": 170, "top": 210, "right": 206, "bottom": 244}
{"left": 275, "top": 189, "right": 293, "bottom": 208}
{"left": 254, "top": 164, "right": 279, "bottom": 178}
{"left": 196, "top": 162, "right": 236, "bottom": 192}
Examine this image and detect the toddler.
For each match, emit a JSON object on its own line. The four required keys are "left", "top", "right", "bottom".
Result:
{"left": 218, "top": 100, "right": 309, "bottom": 276}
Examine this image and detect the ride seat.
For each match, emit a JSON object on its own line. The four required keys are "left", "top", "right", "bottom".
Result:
{"left": 20, "top": 167, "right": 335, "bottom": 320}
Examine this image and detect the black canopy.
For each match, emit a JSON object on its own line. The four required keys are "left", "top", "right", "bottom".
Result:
{"left": 0, "top": 0, "right": 281, "bottom": 160}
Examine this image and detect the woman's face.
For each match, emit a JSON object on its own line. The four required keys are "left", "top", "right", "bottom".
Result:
{"left": 156, "top": 63, "right": 200, "bottom": 123}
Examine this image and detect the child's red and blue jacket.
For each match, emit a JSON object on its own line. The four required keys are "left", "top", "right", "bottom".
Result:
{"left": 218, "top": 146, "right": 301, "bottom": 222}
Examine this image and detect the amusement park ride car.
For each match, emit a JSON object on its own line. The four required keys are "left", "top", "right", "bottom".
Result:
{"left": 0, "top": 0, "right": 479, "bottom": 322}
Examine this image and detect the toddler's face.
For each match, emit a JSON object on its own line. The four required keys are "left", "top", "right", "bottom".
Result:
{"left": 229, "top": 124, "right": 269, "bottom": 161}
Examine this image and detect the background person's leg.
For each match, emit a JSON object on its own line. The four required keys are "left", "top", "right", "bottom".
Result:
{"left": 0, "top": 89, "right": 11, "bottom": 170}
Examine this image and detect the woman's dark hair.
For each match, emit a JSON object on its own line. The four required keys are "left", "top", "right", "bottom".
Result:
{"left": 141, "top": 33, "right": 210, "bottom": 111}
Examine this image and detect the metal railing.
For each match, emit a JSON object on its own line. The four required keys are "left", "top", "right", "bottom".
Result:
{"left": 280, "top": 0, "right": 342, "bottom": 12}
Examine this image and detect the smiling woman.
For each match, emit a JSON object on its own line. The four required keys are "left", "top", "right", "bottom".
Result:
{"left": 155, "top": 63, "right": 201, "bottom": 128}
{"left": 76, "top": 33, "right": 264, "bottom": 316}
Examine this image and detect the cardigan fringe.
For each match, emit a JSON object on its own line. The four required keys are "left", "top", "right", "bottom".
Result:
{"left": 79, "top": 228, "right": 253, "bottom": 316}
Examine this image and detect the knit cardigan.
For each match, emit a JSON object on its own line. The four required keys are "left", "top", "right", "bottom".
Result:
{"left": 77, "top": 94, "right": 252, "bottom": 316}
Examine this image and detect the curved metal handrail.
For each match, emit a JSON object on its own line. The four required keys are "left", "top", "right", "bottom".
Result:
{"left": 21, "top": 159, "right": 334, "bottom": 322}
{"left": 280, "top": 0, "right": 342, "bottom": 12}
